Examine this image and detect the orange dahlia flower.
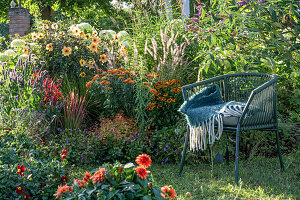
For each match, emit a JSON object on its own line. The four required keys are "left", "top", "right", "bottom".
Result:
{"left": 92, "top": 168, "right": 106, "bottom": 184}
{"left": 136, "top": 154, "right": 152, "bottom": 168}
{"left": 161, "top": 185, "right": 176, "bottom": 199}
{"left": 83, "top": 171, "right": 91, "bottom": 182}
{"left": 74, "top": 179, "right": 86, "bottom": 188}
{"left": 135, "top": 166, "right": 150, "bottom": 179}
{"left": 53, "top": 185, "right": 72, "bottom": 199}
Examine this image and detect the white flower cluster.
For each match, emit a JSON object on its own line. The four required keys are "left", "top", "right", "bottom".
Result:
{"left": 11, "top": 39, "right": 25, "bottom": 48}
{"left": 110, "top": 0, "right": 134, "bottom": 11}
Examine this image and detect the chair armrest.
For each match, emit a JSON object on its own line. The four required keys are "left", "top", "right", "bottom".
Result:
{"left": 238, "top": 80, "right": 277, "bottom": 127}
{"left": 182, "top": 75, "right": 226, "bottom": 101}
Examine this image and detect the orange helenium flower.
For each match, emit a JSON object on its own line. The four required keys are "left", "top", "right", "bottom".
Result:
{"left": 136, "top": 154, "right": 152, "bottom": 168}
{"left": 80, "top": 59, "right": 86, "bottom": 66}
{"left": 62, "top": 46, "right": 72, "bottom": 56}
{"left": 72, "top": 27, "right": 80, "bottom": 35}
{"left": 92, "top": 168, "right": 106, "bottom": 184}
{"left": 100, "top": 54, "right": 107, "bottom": 63}
{"left": 135, "top": 166, "right": 150, "bottom": 179}
{"left": 53, "top": 185, "right": 72, "bottom": 199}
{"left": 32, "top": 33, "right": 37, "bottom": 40}
{"left": 114, "top": 34, "right": 120, "bottom": 41}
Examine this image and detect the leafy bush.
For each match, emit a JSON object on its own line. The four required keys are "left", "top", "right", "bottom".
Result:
{"left": 0, "top": 129, "right": 67, "bottom": 199}
{"left": 54, "top": 154, "right": 179, "bottom": 200}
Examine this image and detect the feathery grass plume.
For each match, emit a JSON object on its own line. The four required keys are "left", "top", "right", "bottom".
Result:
{"left": 144, "top": 26, "right": 188, "bottom": 80}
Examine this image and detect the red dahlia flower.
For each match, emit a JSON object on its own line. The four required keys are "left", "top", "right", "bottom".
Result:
{"left": 60, "top": 176, "right": 68, "bottom": 184}
{"left": 135, "top": 154, "right": 152, "bottom": 168}
{"left": 16, "top": 186, "right": 24, "bottom": 194}
{"left": 17, "top": 165, "right": 25, "bottom": 177}
{"left": 135, "top": 166, "right": 150, "bottom": 179}
{"left": 24, "top": 193, "right": 30, "bottom": 199}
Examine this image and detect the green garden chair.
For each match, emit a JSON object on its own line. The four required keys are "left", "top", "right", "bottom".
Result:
{"left": 178, "top": 73, "right": 285, "bottom": 185}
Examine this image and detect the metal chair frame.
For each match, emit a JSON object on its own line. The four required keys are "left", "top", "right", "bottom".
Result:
{"left": 178, "top": 73, "right": 285, "bottom": 185}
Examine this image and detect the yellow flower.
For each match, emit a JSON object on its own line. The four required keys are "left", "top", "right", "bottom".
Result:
{"left": 38, "top": 33, "right": 44, "bottom": 39}
{"left": 85, "top": 33, "right": 91, "bottom": 39}
{"left": 32, "top": 33, "right": 37, "bottom": 40}
{"left": 80, "top": 31, "right": 85, "bottom": 37}
{"left": 93, "top": 30, "right": 98, "bottom": 36}
{"left": 46, "top": 43, "right": 53, "bottom": 51}
{"left": 23, "top": 47, "right": 28, "bottom": 55}
{"left": 72, "top": 27, "right": 80, "bottom": 35}
{"left": 100, "top": 54, "right": 107, "bottom": 63}
{"left": 51, "top": 23, "right": 58, "bottom": 30}
{"left": 89, "top": 43, "right": 98, "bottom": 52}
{"left": 92, "top": 37, "right": 100, "bottom": 44}
{"left": 114, "top": 34, "right": 120, "bottom": 41}
{"left": 43, "top": 24, "right": 49, "bottom": 30}
{"left": 118, "top": 45, "right": 127, "bottom": 56}
{"left": 62, "top": 46, "right": 72, "bottom": 56}
{"left": 79, "top": 59, "right": 86, "bottom": 66}
{"left": 80, "top": 72, "right": 86, "bottom": 77}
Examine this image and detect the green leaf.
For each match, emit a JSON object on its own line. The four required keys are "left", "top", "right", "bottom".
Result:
{"left": 107, "top": 190, "right": 119, "bottom": 199}
{"left": 142, "top": 195, "right": 152, "bottom": 200}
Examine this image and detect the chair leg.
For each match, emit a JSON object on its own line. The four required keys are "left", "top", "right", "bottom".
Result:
{"left": 276, "top": 129, "right": 285, "bottom": 172}
{"left": 235, "top": 127, "right": 240, "bottom": 185}
{"left": 225, "top": 136, "right": 229, "bottom": 165}
{"left": 179, "top": 125, "right": 189, "bottom": 177}
{"left": 225, "top": 145, "right": 229, "bottom": 165}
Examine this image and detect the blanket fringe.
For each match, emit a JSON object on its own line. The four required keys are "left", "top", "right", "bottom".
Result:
{"left": 189, "top": 114, "right": 224, "bottom": 151}
{"left": 189, "top": 104, "right": 243, "bottom": 151}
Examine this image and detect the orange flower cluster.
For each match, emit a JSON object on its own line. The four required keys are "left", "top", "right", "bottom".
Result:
{"left": 53, "top": 185, "right": 72, "bottom": 199}
{"left": 161, "top": 185, "right": 176, "bottom": 199}
{"left": 92, "top": 168, "right": 106, "bottom": 184}
{"left": 135, "top": 154, "right": 152, "bottom": 179}
{"left": 123, "top": 78, "right": 135, "bottom": 84}
{"left": 146, "top": 79, "right": 181, "bottom": 110}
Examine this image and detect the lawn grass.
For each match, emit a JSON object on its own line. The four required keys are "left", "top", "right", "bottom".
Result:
{"left": 150, "top": 152, "right": 299, "bottom": 200}
{"left": 72, "top": 151, "right": 299, "bottom": 200}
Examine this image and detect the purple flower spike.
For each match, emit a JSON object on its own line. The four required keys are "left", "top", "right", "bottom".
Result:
{"left": 298, "top": 1, "right": 300, "bottom": 4}
{"left": 236, "top": 1, "right": 248, "bottom": 5}
{"left": 258, "top": 0, "right": 266, "bottom": 2}
{"left": 190, "top": 18, "right": 199, "bottom": 23}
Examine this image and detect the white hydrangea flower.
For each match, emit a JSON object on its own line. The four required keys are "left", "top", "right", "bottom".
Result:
{"left": 11, "top": 39, "right": 25, "bottom": 48}
{"left": 4, "top": 49, "right": 15, "bottom": 58}
{"left": 77, "top": 23, "right": 93, "bottom": 33}
{"left": 18, "top": 54, "right": 29, "bottom": 60}
{"left": 0, "top": 53, "right": 10, "bottom": 62}
{"left": 100, "top": 30, "right": 116, "bottom": 39}
{"left": 117, "top": 31, "right": 129, "bottom": 41}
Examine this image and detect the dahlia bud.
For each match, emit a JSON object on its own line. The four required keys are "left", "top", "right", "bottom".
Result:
{"left": 186, "top": 192, "right": 192, "bottom": 197}
{"left": 148, "top": 182, "right": 153, "bottom": 188}
{"left": 119, "top": 167, "right": 123, "bottom": 173}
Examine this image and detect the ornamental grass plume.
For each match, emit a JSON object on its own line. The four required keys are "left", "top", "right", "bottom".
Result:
{"left": 53, "top": 185, "right": 72, "bottom": 198}
{"left": 135, "top": 154, "right": 152, "bottom": 168}
{"left": 92, "top": 168, "right": 106, "bottom": 184}
{"left": 63, "top": 90, "right": 88, "bottom": 129}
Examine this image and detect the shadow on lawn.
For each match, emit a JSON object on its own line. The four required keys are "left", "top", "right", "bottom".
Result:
{"left": 151, "top": 152, "right": 299, "bottom": 200}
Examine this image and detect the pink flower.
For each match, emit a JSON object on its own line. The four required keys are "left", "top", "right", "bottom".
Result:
{"left": 258, "top": 0, "right": 266, "bottom": 2}
{"left": 236, "top": 1, "right": 248, "bottom": 5}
